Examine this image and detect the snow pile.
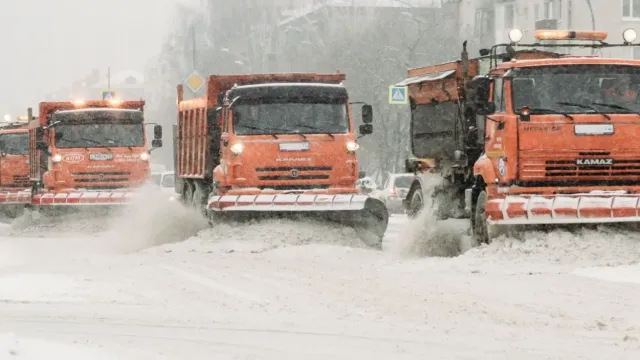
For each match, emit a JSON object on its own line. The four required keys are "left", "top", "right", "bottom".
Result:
{"left": 572, "top": 264, "right": 640, "bottom": 284}
{"left": 387, "top": 175, "right": 471, "bottom": 258}
{"left": 0, "top": 273, "right": 86, "bottom": 303}
{"left": 5, "top": 185, "right": 208, "bottom": 253}
{"left": 465, "top": 226, "right": 640, "bottom": 267}
{"left": 0, "top": 332, "right": 113, "bottom": 359}
{"left": 9, "top": 210, "right": 111, "bottom": 237}
{"left": 153, "top": 217, "right": 363, "bottom": 254}
{"left": 104, "top": 185, "right": 208, "bottom": 253}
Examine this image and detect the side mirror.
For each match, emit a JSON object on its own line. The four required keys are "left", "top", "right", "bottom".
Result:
{"left": 358, "top": 171, "right": 366, "bottom": 179}
{"left": 221, "top": 132, "right": 229, "bottom": 146}
{"left": 55, "top": 132, "right": 63, "bottom": 141}
{"left": 359, "top": 123, "right": 373, "bottom": 135}
{"left": 154, "top": 124, "right": 162, "bottom": 139}
{"left": 476, "top": 102, "right": 496, "bottom": 116}
{"left": 152, "top": 139, "right": 163, "bottom": 148}
{"left": 361, "top": 104, "right": 373, "bottom": 124}
{"left": 471, "top": 76, "right": 492, "bottom": 104}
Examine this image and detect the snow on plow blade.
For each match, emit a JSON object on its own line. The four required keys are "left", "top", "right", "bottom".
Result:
{"left": 0, "top": 189, "right": 32, "bottom": 204}
{"left": 208, "top": 193, "right": 389, "bottom": 248}
{"left": 32, "top": 191, "right": 135, "bottom": 205}
{"left": 486, "top": 193, "right": 640, "bottom": 225}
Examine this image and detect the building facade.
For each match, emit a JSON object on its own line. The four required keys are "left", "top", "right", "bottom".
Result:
{"left": 461, "top": 0, "right": 640, "bottom": 59}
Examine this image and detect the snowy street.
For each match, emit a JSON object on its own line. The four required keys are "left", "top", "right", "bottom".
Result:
{"left": 1, "top": 199, "right": 640, "bottom": 359}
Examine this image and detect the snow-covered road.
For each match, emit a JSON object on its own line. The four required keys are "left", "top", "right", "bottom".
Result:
{"left": 1, "top": 196, "right": 640, "bottom": 359}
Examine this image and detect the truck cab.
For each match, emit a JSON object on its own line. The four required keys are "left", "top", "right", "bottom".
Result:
{"left": 0, "top": 122, "right": 29, "bottom": 191}
{"left": 214, "top": 82, "right": 373, "bottom": 193}
{"left": 30, "top": 100, "right": 162, "bottom": 194}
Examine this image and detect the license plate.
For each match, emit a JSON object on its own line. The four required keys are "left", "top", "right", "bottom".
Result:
{"left": 89, "top": 153, "right": 113, "bottom": 161}
{"left": 279, "top": 142, "right": 309, "bottom": 152}
{"left": 574, "top": 124, "right": 614, "bottom": 135}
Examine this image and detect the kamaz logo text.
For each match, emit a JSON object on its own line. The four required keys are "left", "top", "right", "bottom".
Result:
{"left": 576, "top": 158, "right": 613, "bottom": 166}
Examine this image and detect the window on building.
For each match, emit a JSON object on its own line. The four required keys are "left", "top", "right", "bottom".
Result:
{"left": 623, "top": 0, "right": 640, "bottom": 18}
{"left": 504, "top": 3, "right": 515, "bottom": 29}
{"left": 474, "top": 9, "right": 494, "bottom": 36}
{"left": 544, "top": 0, "right": 562, "bottom": 20}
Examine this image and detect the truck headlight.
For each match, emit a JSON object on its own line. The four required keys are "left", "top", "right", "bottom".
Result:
{"left": 52, "top": 154, "right": 62, "bottom": 162}
{"left": 140, "top": 152, "right": 150, "bottom": 161}
{"left": 230, "top": 143, "right": 243, "bottom": 155}
{"left": 346, "top": 141, "right": 359, "bottom": 152}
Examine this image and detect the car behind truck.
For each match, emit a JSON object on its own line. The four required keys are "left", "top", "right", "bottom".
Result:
{"left": 174, "top": 72, "right": 389, "bottom": 248}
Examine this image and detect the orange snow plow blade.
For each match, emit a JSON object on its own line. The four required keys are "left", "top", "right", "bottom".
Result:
{"left": 208, "top": 192, "right": 389, "bottom": 248}
{"left": 32, "top": 190, "right": 135, "bottom": 205}
{"left": 0, "top": 189, "right": 32, "bottom": 204}
{"left": 485, "top": 192, "right": 640, "bottom": 225}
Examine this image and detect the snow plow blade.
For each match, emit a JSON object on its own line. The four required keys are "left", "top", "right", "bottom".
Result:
{"left": 208, "top": 193, "right": 389, "bottom": 248}
{"left": 0, "top": 189, "right": 32, "bottom": 204}
{"left": 32, "top": 191, "right": 135, "bottom": 205}
{"left": 486, "top": 193, "right": 640, "bottom": 225}
{"left": 0, "top": 189, "right": 32, "bottom": 218}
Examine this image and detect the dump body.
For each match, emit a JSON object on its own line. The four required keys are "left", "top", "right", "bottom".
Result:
{"left": 27, "top": 100, "right": 161, "bottom": 207}
{"left": 175, "top": 72, "right": 388, "bottom": 248}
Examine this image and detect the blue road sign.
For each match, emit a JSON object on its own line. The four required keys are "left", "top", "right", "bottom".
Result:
{"left": 389, "top": 86, "right": 408, "bottom": 104}
{"left": 101, "top": 90, "right": 117, "bottom": 100}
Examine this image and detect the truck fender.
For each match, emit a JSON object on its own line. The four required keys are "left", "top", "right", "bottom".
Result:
{"left": 213, "top": 164, "right": 226, "bottom": 188}
{"left": 472, "top": 154, "right": 496, "bottom": 186}
{"left": 403, "top": 172, "right": 431, "bottom": 210}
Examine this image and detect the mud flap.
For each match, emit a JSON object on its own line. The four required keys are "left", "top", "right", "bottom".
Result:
{"left": 208, "top": 193, "right": 390, "bottom": 249}
{"left": 485, "top": 193, "right": 640, "bottom": 225}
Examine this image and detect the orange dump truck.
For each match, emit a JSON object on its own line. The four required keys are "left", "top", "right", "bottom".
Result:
{"left": 0, "top": 116, "right": 31, "bottom": 216}
{"left": 26, "top": 99, "right": 162, "bottom": 213}
{"left": 174, "top": 73, "right": 388, "bottom": 247}
{"left": 399, "top": 28, "right": 640, "bottom": 244}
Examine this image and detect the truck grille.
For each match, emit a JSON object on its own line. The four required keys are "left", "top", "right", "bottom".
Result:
{"left": 254, "top": 166, "right": 332, "bottom": 190}
{"left": 12, "top": 175, "right": 30, "bottom": 185}
{"left": 521, "top": 154, "right": 640, "bottom": 181}
{"left": 71, "top": 171, "right": 131, "bottom": 187}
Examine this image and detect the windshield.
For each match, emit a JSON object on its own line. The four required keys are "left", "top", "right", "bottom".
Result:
{"left": 394, "top": 176, "right": 413, "bottom": 188}
{"left": 232, "top": 99, "right": 349, "bottom": 135}
{"left": 510, "top": 64, "right": 640, "bottom": 115}
{"left": 55, "top": 123, "right": 144, "bottom": 148}
{"left": 161, "top": 174, "right": 175, "bottom": 188}
{"left": 0, "top": 133, "right": 28, "bottom": 155}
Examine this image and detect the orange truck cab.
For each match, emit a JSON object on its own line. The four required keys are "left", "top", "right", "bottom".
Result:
{"left": 27, "top": 100, "right": 162, "bottom": 209}
{"left": 174, "top": 73, "right": 388, "bottom": 248}
{"left": 400, "top": 28, "right": 640, "bottom": 245}
{"left": 0, "top": 116, "right": 32, "bottom": 215}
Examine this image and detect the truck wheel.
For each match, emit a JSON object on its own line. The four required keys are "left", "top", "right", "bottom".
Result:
{"left": 407, "top": 188, "right": 423, "bottom": 219}
{"left": 193, "top": 182, "right": 209, "bottom": 217}
{"left": 472, "top": 190, "right": 490, "bottom": 245}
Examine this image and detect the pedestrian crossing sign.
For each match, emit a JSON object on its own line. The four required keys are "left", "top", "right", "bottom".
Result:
{"left": 389, "top": 86, "right": 408, "bottom": 104}
{"left": 101, "top": 90, "right": 118, "bottom": 101}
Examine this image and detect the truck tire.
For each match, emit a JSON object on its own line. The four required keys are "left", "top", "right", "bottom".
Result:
{"left": 472, "top": 190, "right": 490, "bottom": 245}
{"left": 193, "top": 181, "right": 209, "bottom": 217}
{"left": 407, "top": 188, "right": 423, "bottom": 219}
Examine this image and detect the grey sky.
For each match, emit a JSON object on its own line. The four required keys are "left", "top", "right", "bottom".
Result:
{"left": 0, "top": 0, "right": 192, "bottom": 114}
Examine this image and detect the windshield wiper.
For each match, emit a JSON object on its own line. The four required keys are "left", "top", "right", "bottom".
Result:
{"left": 235, "top": 125, "right": 278, "bottom": 139}
{"left": 556, "top": 102, "right": 611, "bottom": 120}
{"left": 591, "top": 102, "right": 640, "bottom": 116}
{"left": 291, "top": 124, "right": 335, "bottom": 139}
{"left": 526, "top": 108, "right": 574, "bottom": 121}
